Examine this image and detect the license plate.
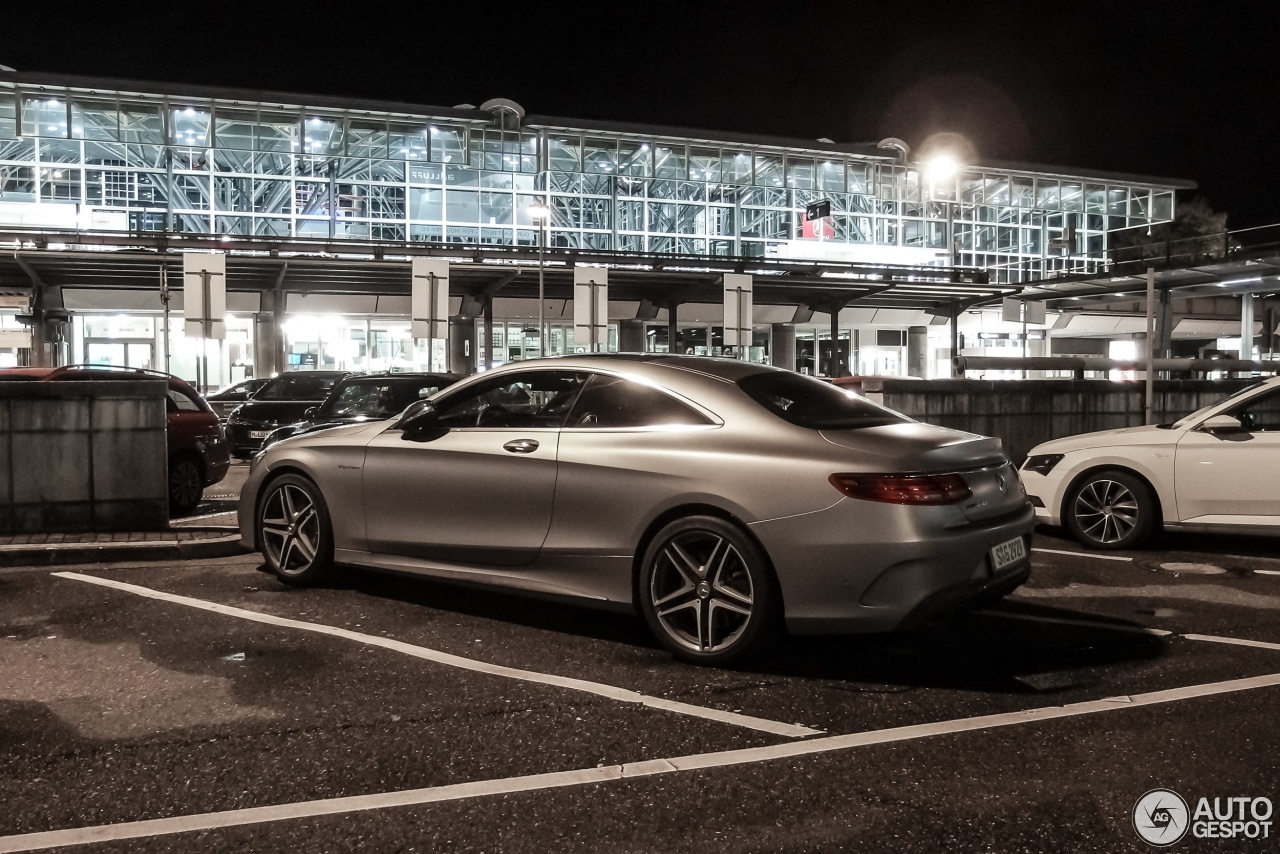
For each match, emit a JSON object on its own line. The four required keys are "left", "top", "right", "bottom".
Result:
{"left": 249, "top": 430, "right": 271, "bottom": 439}
{"left": 990, "top": 536, "right": 1027, "bottom": 572}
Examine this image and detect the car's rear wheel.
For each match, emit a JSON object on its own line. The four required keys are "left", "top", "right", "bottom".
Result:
{"left": 638, "top": 515, "right": 781, "bottom": 666}
{"left": 168, "top": 455, "right": 204, "bottom": 516}
{"left": 257, "top": 474, "right": 335, "bottom": 585}
{"left": 1066, "top": 469, "right": 1157, "bottom": 550}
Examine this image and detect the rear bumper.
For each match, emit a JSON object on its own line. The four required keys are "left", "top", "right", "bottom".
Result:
{"left": 754, "top": 499, "right": 1035, "bottom": 635}
{"left": 896, "top": 562, "right": 1031, "bottom": 630}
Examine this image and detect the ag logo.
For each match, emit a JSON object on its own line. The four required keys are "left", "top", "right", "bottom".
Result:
{"left": 1134, "top": 788, "right": 1190, "bottom": 846}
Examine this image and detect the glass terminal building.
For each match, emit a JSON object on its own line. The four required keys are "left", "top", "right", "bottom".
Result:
{"left": 0, "top": 69, "right": 1193, "bottom": 385}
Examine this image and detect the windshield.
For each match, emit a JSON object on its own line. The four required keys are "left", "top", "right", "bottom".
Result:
{"left": 1170, "top": 381, "right": 1267, "bottom": 429}
{"left": 319, "top": 378, "right": 450, "bottom": 418}
{"left": 737, "top": 372, "right": 911, "bottom": 430}
{"left": 256, "top": 373, "right": 344, "bottom": 401}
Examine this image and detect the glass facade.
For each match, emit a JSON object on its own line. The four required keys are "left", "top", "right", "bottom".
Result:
{"left": 0, "top": 82, "right": 1175, "bottom": 281}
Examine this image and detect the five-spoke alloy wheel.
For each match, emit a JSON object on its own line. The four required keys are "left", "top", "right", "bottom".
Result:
{"left": 639, "top": 516, "right": 779, "bottom": 665}
{"left": 257, "top": 474, "right": 335, "bottom": 585}
{"left": 1066, "top": 469, "right": 1156, "bottom": 550}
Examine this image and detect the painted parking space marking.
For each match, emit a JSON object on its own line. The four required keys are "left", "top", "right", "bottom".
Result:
{"left": 4, "top": 669, "right": 1280, "bottom": 853}
{"left": 976, "top": 609, "right": 1173, "bottom": 636}
{"left": 1254, "top": 569, "right": 1280, "bottom": 576}
{"left": 1031, "top": 547, "right": 1133, "bottom": 562}
{"left": 52, "top": 572, "right": 818, "bottom": 739}
{"left": 1183, "top": 633, "right": 1280, "bottom": 652}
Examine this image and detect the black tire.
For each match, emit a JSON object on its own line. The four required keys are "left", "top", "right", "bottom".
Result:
{"left": 256, "top": 473, "right": 336, "bottom": 586}
{"left": 1065, "top": 469, "right": 1157, "bottom": 550}
{"left": 638, "top": 515, "right": 781, "bottom": 666}
{"left": 168, "top": 455, "right": 204, "bottom": 516}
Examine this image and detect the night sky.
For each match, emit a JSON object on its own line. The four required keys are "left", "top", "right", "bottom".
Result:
{"left": 3, "top": 2, "right": 1275, "bottom": 226}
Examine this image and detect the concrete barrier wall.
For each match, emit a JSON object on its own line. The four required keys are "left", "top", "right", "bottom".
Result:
{"left": 864, "top": 378, "right": 1259, "bottom": 465}
{"left": 0, "top": 380, "right": 169, "bottom": 533}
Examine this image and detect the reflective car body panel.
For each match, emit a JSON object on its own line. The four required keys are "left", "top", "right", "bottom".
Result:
{"left": 240, "top": 355, "right": 1034, "bottom": 633}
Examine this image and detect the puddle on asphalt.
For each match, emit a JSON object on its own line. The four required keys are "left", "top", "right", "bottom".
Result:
{"left": 1013, "top": 584, "right": 1280, "bottom": 610}
{"left": 0, "top": 635, "right": 277, "bottom": 739}
{"left": 1159, "top": 562, "right": 1227, "bottom": 575}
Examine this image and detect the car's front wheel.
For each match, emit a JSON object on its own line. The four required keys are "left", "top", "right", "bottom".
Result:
{"left": 257, "top": 474, "right": 335, "bottom": 585}
{"left": 1065, "top": 469, "right": 1157, "bottom": 550}
{"left": 638, "top": 516, "right": 781, "bottom": 666}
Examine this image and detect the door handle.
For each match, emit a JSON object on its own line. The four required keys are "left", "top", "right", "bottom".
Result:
{"left": 503, "top": 439, "right": 539, "bottom": 454}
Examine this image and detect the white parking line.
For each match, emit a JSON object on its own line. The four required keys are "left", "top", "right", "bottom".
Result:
{"left": 976, "top": 609, "right": 1173, "bottom": 636}
{"left": 1031, "top": 547, "right": 1133, "bottom": 562}
{"left": 1254, "top": 569, "right": 1280, "bottom": 576}
{"left": 51, "top": 572, "right": 818, "bottom": 739}
{"left": 1183, "top": 633, "right": 1280, "bottom": 652}
{"left": 4, "top": 669, "right": 1279, "bottom": 853}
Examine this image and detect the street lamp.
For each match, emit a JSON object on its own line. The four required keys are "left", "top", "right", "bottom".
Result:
{"left": 528, "top": 201, "right": 550, "bottom": 357}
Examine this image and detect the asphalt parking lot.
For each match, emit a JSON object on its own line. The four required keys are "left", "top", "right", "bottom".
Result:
{"left": 3, "top": 515, "right": 1280, "bottom": 852}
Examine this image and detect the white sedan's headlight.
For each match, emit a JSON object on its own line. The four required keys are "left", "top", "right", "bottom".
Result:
{"left": 1022, "top": 454, "right": 1064, "bottom": 476}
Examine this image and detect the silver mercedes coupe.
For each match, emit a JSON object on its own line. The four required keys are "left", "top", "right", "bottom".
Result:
{"left": 239, "top": 355, "right": 1034, "bottom": 665}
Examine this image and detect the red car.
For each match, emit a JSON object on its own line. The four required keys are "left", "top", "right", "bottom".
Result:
{"left": 0, "top": 365, "right": 231, "bottom": 515}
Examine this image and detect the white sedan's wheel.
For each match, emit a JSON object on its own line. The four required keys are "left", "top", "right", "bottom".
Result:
{"left": 1066, "top": 470, "right": 1156, "bottom": 550}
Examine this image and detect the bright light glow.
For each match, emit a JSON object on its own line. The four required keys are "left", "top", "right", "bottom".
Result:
{"left": 528, "top": 202, "right": 550, "bottom": 220}
{"left": 926, "top": 154, "right": 958, "bottom": 180}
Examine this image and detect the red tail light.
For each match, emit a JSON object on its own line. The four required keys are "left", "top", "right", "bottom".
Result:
{"left": 829, "top": 472, "right": 971, "bottom": 505}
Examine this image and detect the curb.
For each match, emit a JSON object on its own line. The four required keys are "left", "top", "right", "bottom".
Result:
{"left": 0, "top": 534, "right": 251, "bottom": 567}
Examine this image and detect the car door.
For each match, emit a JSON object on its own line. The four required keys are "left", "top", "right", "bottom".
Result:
{"left": 545, "top": 372, "right": 720, "bottom": 556}
{"left": 361, "top": 369, "right": 586, "bottom": 566}
{"left": 1175, "top": 387, "right": 1280, "bottom": 522}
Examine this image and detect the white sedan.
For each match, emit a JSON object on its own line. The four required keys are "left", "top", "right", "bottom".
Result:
{"left": 1020, "top": 376, "right": 1280, "bottom": 549}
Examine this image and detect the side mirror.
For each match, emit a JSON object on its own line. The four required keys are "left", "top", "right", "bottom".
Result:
{"left": 304, "top": 406, "right": 318, "bottom": 418}
{"left": 1200, "top": 414, "right": 1243, "bottom": 433}
{"left": 395, "top": 400, "right": 447, "bottom": 442}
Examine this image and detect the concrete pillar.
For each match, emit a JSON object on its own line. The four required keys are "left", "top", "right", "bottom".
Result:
{"left": 667, "top": 298, "right": 680, "bottom": 354}
{"left": 1242, "top": 294, "right": 1255, "bottom": 362}
{"left": 449, "top": 316, "right": 476, "bottom": 375}
{"left": 618, "top": 319, "right": 645, "bottom": 353}
{"left": 482, "top": 298, "right": 494, "bottom": 371}
{"left": 1155, "top": 288, "right": 1175, "bottom": 360}
{"left": 770, "top": 323, "right": 796, "bottom": 370}
{"left": 907, "top": 326, "right": 928, "bottom": 378}
{"left": 255, "top": 291, "right": 284, "bottom": 377}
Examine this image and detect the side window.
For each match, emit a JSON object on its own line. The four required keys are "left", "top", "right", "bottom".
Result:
{"left": 1231, "top": 390, "right": 1280, "bottom": 432}
{"left": 167, "top": 389, "right": 201, "bottom": 411}
{"left": 566, "top": 374, "right": 712, "bottom": 429}
{"left": 434, "top": 371, "right": 586, "bottom": 429}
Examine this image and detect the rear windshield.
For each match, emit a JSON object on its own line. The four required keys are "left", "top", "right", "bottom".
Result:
{"left": 257, "top": 373, "right": 343, "bottom": 401}
{"left": 737, "top": 372, "right": 910, "bottom": 430}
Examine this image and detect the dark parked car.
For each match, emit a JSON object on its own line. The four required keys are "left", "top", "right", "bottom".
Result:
{"left": 225, "top": 371, "right": 350, "bottom": 458}
{"left": 0, "top": 365, "right": 230, "bottom": 515}
{"left": 206, "top": 377, "right": 270, "bottom": 420}
{"left": 261, "top": 373, "right": 462, "bottom": 451}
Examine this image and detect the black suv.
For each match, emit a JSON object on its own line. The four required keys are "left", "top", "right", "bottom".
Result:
{"left": 225, "top": 371, "right": 350, "bottom": 458}
{"left": 260, "top": 373, "right": 461, "bottom": 450}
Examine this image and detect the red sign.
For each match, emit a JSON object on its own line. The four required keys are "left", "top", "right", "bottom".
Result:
{"left": 802, "top": 214, "right": 835, "bottom": 239}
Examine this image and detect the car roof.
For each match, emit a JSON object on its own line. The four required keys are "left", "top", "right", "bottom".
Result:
{"left": 338, "top": 372, "right": 461, "bottom": 382}
{"left": 524, "top": 353, "right": 781, "bottom": 383}
{"left": 273, "top": 370, "right": 350, "bottom": 378}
